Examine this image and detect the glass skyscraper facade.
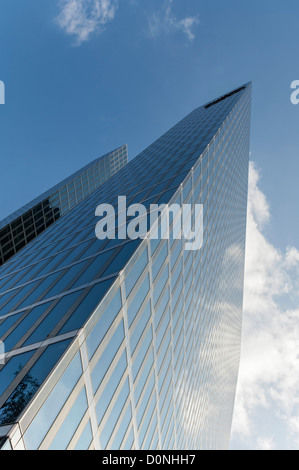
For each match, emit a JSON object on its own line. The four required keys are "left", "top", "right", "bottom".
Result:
{"left": 0, "top": 145, "right": 128, "bottom": 266}
{"left": 0, "top": 83, "right": 251, "bottom": 451}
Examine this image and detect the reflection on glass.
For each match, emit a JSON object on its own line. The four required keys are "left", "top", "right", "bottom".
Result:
{"left": 23, "top": 350, "right": 82, "bottom": 449}
{"left": 49, "top": 387, "right": 88, "bottom": 450}
{"left": 95, "top": 350, "right": 127, "bottom": 425}
{"left": 0, "top": 339, "right": 72, "bottom": 427}
{"left": 100, "top": 378, "right": 130, "bottom": 449}
{"left": 86, "top": 288, "right": 122, "bottom": 360}
{"left": 0, "top": 350, "right": 36, "bottom": 397}
{"left": 74, "top": 420, "right": 93, "bottom": 450}
{"left": 59, "top": 278, "right": 115, "bottom": 334}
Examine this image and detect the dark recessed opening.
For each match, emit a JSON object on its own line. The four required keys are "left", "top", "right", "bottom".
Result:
{"left": 204, "top": 86, "right": 246, "bottom": 109}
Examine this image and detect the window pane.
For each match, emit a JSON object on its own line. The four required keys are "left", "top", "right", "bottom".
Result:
{"left": 0, "top": 312, "right": 24, "bottom": 339}
{"left": 95, "top": 349, "right": 127, "bottom": 424}
{"left": 0, "top": 350, "right": 36, "bottom": 397}
{"left": 0, "top": 282, "right": 39, "bottom": 317}
{"left": 86, "top": 289, "right": 122, "bottom": 360}
{"left": 125, "top": 248, "right": 148, "bottom": 296}
{"left": 45, "top": 263, "right": 85, "bottom": 299}
{"left": 18, "top": 273, "right": 61, "bottom": 309}
{"left": 4, "top": 303, "right": 51, "bottom": 351}
{"left": 153, "top": 265, "right": 168, "bottom": 306}
{"left": 23, "top": 291, "right": 83, "bottom": 347}
{"left": 134, "top": 349, "right": 154, "bottom": 405}
{"left": 49, "top": 387, "right": 88, "bottom": 450}
{"left": 132, "top": 327, "right": 153, "bottom": 381}
{"left": 74, "top": 420, "right": 93, "bottom": 450}
{"left": 152, "top": 243, "right": 167, "bottom": 281}
{"left": 100, "top": 378, "right": 130, "bottom": 449}
{"left": 110, "top": 403, "right": 132, "bottom": 450}
{"left": 23, "top": 350, "right": 82, "bottom": 449}
{"left": 130, "top": 300, "right": 151, "bottom": 355}
{"left": 71, "top": 252, "right": 112, "bottom": 289}
{"left": 91, "top": 321, "right": 125, "bottom": 395}
{"left": 127, "top": 275, "right": 149, "bottom": 327}
{"left": 59, "top": 278, "right": 115, "bottom": 334}
{"left": 103, "top": 240, "right": 141, "bottom": 277}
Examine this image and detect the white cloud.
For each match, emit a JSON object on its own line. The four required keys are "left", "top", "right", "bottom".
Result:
{"left": 149, "top": 0, "right": 199, "bottom": 42}
{"left": 231, "top": 161, "right": 299, "bottom": 449}
{"left": 56, "top": 0, "right": 118, "bottom": 45}
{"left": 256, "top": 436, "right": 276, "bottom": 450}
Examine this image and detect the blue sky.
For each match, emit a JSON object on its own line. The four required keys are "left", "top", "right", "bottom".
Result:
{"left": 1, "top": 0, "right": 299, "bottom": 450}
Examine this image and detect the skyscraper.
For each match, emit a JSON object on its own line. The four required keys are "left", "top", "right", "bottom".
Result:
{"left": 0, "top": 145, "right": 128, "bottom": 266}
{"left": 0, "top": 83, "right": 251, "bottom": 451}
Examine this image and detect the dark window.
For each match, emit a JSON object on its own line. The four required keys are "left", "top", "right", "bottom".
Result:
{"left": 204, "top": 86, "right": 246, "bottom": 109}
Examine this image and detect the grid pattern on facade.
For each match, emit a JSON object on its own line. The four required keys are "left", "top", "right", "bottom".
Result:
{"left": 0, "top": 145, "right": 128, "bottom": 266}
{"left": 0, "top": 84, "right": 251, "bottom": 450}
